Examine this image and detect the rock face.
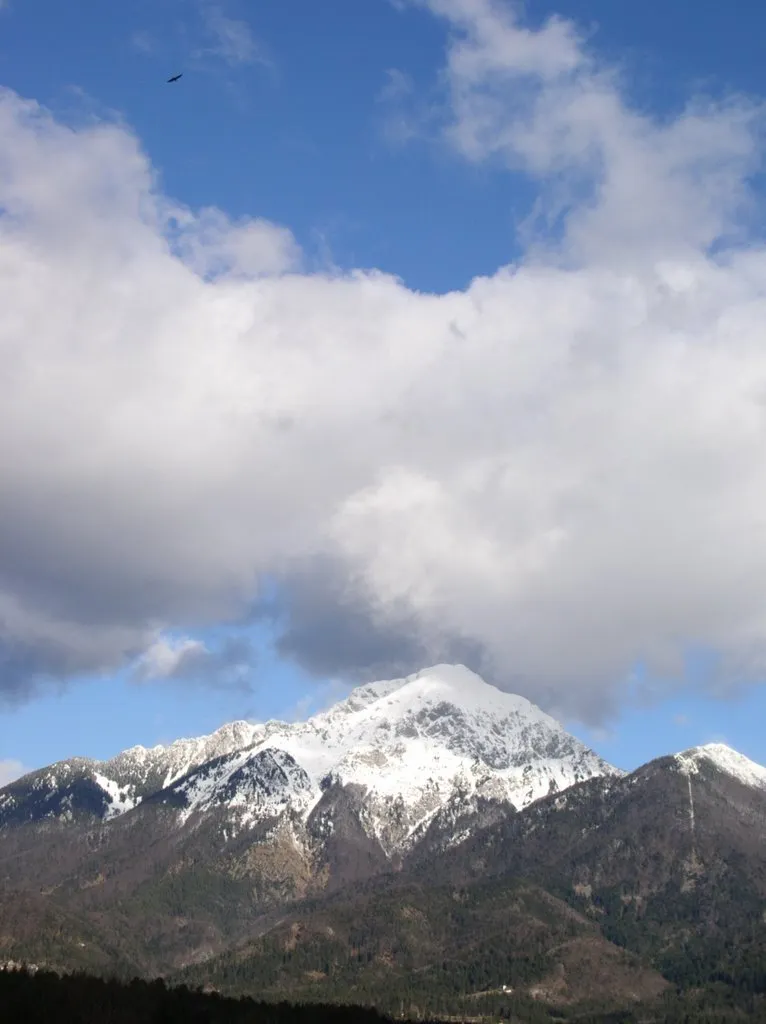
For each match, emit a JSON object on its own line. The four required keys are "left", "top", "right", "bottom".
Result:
{"left": 0, "top": 664, "right": 618, "bottom": 854}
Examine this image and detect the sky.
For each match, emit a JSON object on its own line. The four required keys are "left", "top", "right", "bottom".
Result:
{"left": 2, "top": 0, "right": 766, "bottom": 784}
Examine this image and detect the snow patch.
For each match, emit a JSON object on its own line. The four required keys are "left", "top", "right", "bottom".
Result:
{"left": 168, "top": 747, "right": 312, "bottom": 827}
{"left": 93, "top": 773, "right": 138, "bottom": 819}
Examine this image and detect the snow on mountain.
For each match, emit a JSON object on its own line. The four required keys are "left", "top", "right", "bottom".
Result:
{"left": 674, "top": 743, "right": 766, "bottom": 791}
{"left": 164, "top": 747, "right": 313, "bottom": 827}
{"left": 231, "top": 664, "right": 619, "bottom": 852}
{"left": 106, "top": 719, "right": 261, "bottom": 792}
{"left": 0, "top": 664, "right": 618, "bottom": 852}
{"left": 0, "top": 723, "right": 263, "bottom": 826}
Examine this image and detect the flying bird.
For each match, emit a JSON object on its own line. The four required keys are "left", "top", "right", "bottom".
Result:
{"left": 166, "top": 73, "right": 183, "bottom": 83}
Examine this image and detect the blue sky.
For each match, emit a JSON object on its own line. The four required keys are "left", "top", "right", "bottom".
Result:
{"left": 1, "top": 0, "right": 766, "bottom": 780}
{"left": 5, "top": 0, "right": 766, "bottom": 293}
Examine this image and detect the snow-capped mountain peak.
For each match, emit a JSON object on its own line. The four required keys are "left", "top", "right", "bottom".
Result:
{"left": 674, "top": 743, "right": 766, "bottom": 791}
{"left": 231, "top": 664, "right": 619, "bottom": 852}
{"left": 0, "top": 664, "right": 618, "bottom": 855}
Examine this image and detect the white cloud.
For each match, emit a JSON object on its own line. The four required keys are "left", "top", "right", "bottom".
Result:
{"left": 0, "top": 760, "right": 27, "bottom": 787}
{"left": 134, "top": 637, "right": 209, "bottom": 680}
{"left": 131, "top": 633, "right": 255, "bottom": 689}
{"left": 171, "top": 206, "right": 301, "bottom": 279}
{"left": 1, "top": 0, "right": 766, "bottom": 720}
{"left": 419, "top": 0, "right": 762, "bottom": 265}
{"left": 198, "top": 4, "right": 269, "bottom": 68}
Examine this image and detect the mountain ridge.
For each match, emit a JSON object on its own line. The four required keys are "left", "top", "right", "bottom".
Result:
{"left": 0, "top": 664, "right": 619, "bottom": 854}
{"left": 3, "top": 666, "right": 765, "bottom": 864}
{"left": 1, "top": 665, "right": 766, "bottom": 1019}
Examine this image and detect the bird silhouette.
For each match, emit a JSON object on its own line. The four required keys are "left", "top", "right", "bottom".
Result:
{"left": 166, "top": 73, "right": 183, "bottom": 83}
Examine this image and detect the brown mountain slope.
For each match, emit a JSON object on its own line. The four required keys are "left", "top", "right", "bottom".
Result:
{"left": 0, "top": 781, "right": 397, "bottom": 975}
{"left": 177, "top": 877, "right": 669, "bottom": 1020}
{"left": 2, "top": 745, "right": 766, "bottom": 1020}
{"left": 407, "top": 748, "right": 766, "bottom": 1008}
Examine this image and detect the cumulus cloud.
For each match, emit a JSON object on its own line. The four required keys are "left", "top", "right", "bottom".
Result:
{"left": 132, "top": 634, "right": 256, "bottom": 689}
{"left": 1, "top": 0, "right": 766, "bottom": 720}
{"left": 171, "top": 206, "right": 301, "bottom": 279}
{"left": 420, "top": 0, "right": 762, "bottom": 263}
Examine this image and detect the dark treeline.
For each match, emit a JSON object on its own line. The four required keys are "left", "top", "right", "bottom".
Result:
{"left": 3, "top": 966, "right": 766, "bottom": 1024}
{"left": 0, "top": 969, "right": 423, "bottom": 1024}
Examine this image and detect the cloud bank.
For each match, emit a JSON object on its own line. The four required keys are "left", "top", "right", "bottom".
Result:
{"left": 1, "top": 0, "right": 766, "bottom": 719}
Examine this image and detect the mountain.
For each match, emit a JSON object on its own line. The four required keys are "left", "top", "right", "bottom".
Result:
{"left": 180, "top": 740, "right": 766, "bottom": 1020}
{"left": 0, "top": 665, "right": 616, "bottom": 973}
{"left": 403, "top": 738, "right": 766, "bottom": 1015}
{"left": 411, "top": 737, "right": 766, "bottom": 930}
{"left": 674, "top": 741, "right": 766, "bottom": 791}
{"left": 0, "top": 720, "right": 259, "bottom": 828}
{"left": 417, "top": 739, "right": 766, "bottom": 889}
{"left": 0, "top": 665, "right": 617, "bottom": 854}
{"left": 2, "top": 667, "right": 766, "bottom": 1020}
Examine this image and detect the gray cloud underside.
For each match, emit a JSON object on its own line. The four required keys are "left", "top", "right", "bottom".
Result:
{"left": 2, "top": 0, "right": 766, "bottom": 719}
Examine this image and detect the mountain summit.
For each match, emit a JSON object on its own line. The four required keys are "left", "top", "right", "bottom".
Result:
{"left": 673, "top": 742, "right": 766, "bottom": 790}
{"left": 228, "top": 663, "right": 619, "bottom": 851}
